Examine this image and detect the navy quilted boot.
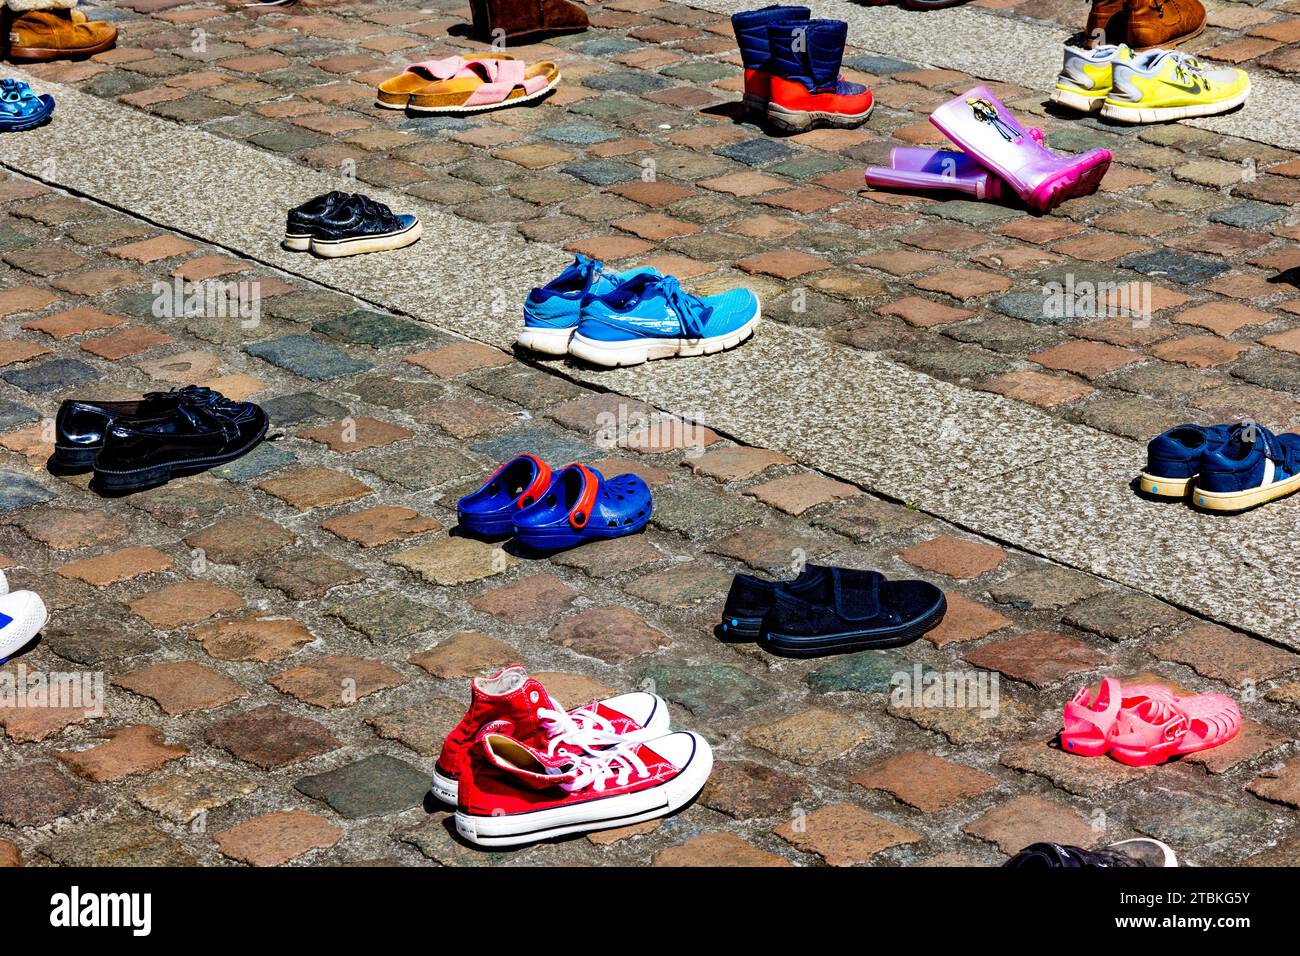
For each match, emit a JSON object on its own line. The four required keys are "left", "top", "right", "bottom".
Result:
{"left": 766, "top": 18, "right": 874, "bottom": 132}
{"left": 731, "top": 5, "right": 810, "bottom": 113}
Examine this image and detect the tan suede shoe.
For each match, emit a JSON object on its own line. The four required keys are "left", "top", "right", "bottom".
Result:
{"left": 1126, "top": 0, "right": 1205, "bottom": 50}
{"left": 1084, "top": 0, "right": 1128, "bottom": 47}
{"left": 7, "top": 8, "right": 118, "bottom": 61}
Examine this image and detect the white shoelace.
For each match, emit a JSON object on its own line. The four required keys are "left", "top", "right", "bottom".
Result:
{"left": 558, "top": 742, "right": 650, "bottom": 794}
{"left": 536, "top": 703, "right": 659, "bottom": 792}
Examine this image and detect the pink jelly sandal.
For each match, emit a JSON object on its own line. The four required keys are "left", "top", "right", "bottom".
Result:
{"left": 375, "top": 54, "right": 516, "bottom": 109}
{"left": 407, "top": 58, "right": 560, "bottom": 114}
{"left": 1061, "top": 678, "right": 1177, "bottom": 756}
{"left": 1108, "top": 693, "right": 1240, "bottom": 767}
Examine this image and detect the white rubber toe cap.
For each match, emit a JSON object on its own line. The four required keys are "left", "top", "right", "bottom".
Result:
{"left": 602, "top": 692, "right": 668, "bottom": 732}
{"left": 0, "top": 590, "right": 48, "bottom": 659}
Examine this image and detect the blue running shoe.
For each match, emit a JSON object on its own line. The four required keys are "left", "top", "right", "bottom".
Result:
{"left": 569, "top": 274, "right": 760, "bottom": 367}
{"left": 0, "top": 590, "right": 47, "bottom": 664}
{"left": 518, "top": 256, "right": 659, "bottom": 356}
{"left": 1194, "top": 424, "right": 1300, "bottom": 513}
{"left": 1138, "top": 423, "right": 1233, "bottom": 499}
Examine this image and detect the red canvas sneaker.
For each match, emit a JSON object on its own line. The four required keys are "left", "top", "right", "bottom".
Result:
{"left": 431, "top": 665, "right": 669, "bottom": 804}
{"left": 455, "top": 729, "right": 713, "bottom": 847}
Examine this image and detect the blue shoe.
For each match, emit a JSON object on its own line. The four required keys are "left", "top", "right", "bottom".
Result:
{"left": 1194, "top": 425, "right": 1300, "bottom": 513}
{"left": 517, "top": 256, "right": 659, "bottom": 356}
{"left": 569, "top": 274, "right": 760, "bottom": 368}
{"left": 731, "top": 5, "right": 811, "bottom": 113}
{"left": 0, "top": 590, "right": 47, "bottom": 664}
{"left": 512, "top": 463, "right": 651, "bottom": 552}
{"left": 0, "top": 79, "right": 54, "bottom": 133}
{"left": 457, "top": 454, "right": 553, "bottom": 540}
{"left": 1138, "top": 423, "right": 1233, "bottom": 499}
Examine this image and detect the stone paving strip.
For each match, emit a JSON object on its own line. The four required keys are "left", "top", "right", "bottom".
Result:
{"left": 1, "top": 167, "right": 1297, "bottom": 867}
{"left": 4, "top": 38, "right": 1297, "bottom": 643}
{"left": 0, "top": 0, "right": 1296, "bottom": 866}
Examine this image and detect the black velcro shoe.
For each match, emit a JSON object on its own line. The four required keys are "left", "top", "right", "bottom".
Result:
{"left": 1003, "top": 839, "right": 1178, "bottom": 867}
{"left": 91, "top": 388, "right": 269, "bottom": 494}
{"left": 759, "top": 566, "right": 946, "bottom": 657}
{"left": 310, "top": 194, "right": 422, "bottom": 258}
{"left": 285, "top": 190, "right": 353, "bottom": 251}
{"left": 717, "top": 564, "right": 826, "bottom": 641}
{"left": 51, "top": 388, "right": 209, "bottom": 473}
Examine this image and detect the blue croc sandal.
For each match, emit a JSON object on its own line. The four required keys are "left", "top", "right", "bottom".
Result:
{"left": 0, "top": 80, "right": 54, "bottom": 133}
{"left": 457, "top": 454, "right": 553, "bottom": 539}
{"left": 513, "top": 463, "right": 652, "bottom": 552}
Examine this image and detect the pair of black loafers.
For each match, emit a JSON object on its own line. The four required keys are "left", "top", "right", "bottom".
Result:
{"left": 283, "top": 191, "right": 422, "bottom": 258}
{"left": 51, "top": 385, "right": 268, "bottom": 494}
{"left": 718, "top": 564, "right": 947, "bottom": 657}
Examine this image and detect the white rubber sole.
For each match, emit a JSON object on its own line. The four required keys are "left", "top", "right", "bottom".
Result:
{"left": 454, "top": 732, "right": 712, "bottom": 847}
{"left": 1192, "top": 470, "right": 1300, "bottom": 512}
{"left": 1050, "top": 87, "right": 1106, "bottom": 113}
{"left": 766, "top": 102, "right": 872, "bottom": 132}
{"left": 1109, "top": 837, "right": 1178, "bottom": 867}
{"left": 1100, "top": 85, "right": 1250, "bottom": 124}
{"left": 431, "top": 693, "right": 672, "bottom": 805}
{"left": 310, "top": 220, "right": 422, "bottom": 258}
{"left": 406, "top": 74, "right": 561, "bottom": 115}
{"left": 283, "top": 233, "right": 312, "bottom": 252}
{"left": 0, "top": 591, "right": 48, "bottom": 661}
{"left": 1137, "top": 471, "right": 1192, "bottom": 498}
{"left": 568, "top": 311, "right": 760, "bottom": 368}
{"left": 515, "top": 324, "right": 575, "bottom": 356}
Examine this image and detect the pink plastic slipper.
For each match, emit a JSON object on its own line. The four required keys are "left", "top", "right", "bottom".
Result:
{"left": 1108, "top": 693, "right": 1240, "bottom": 767}
{"left": 1061, "top": 678, "right": 1177, "bottom": 756}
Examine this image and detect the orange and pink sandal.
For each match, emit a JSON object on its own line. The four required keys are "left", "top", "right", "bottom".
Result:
{"left": 1060, "top": 677, "right": 1177, "bottom": 756}
{"left": 1109, "top": 692, "right": 1241, "bottom": 767}
{"left": 407, "top": 58, "right": 560, "bottom": 115}
{"left": 375, "top": 54, "right": 516, "bottom": 109}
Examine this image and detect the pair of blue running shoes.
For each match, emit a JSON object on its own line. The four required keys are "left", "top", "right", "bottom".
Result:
{"left": 0, "top": 79, "right": 54, "bottom": 133}
{"left": 1140, "top": 421, "right": 1300, "bottom": 513}
{"left": 517, "top": 255, "right": 761, "bottom": 368}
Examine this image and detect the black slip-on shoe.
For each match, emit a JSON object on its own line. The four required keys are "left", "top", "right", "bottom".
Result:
{"left": 309, "top": 194, "right": 421, "bottom": 258}
{"left": 717, "top": 564, "right": 827, "bottom": 640}
{"left": 285, "top": 190, "right": 353, "bottom": 251}
{"left": 51, "top": 386, "right": 217, "bottom": 473}
{"left": 760, "top": 566, "right": 946, "bottom": 657}
{"left": 91, "top": 390, "right": 268, "bottom": 494}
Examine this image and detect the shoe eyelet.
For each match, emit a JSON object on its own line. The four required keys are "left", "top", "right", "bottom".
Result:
{"left": 529, "top": 691, "right": 539, "bottom": 704}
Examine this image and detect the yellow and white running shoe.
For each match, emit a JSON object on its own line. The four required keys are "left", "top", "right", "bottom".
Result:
{"left": 1051, "top": 44, "right": 1133, "bottom": 113}
{"left": 1101, "top": 49, "right": 1250, "bottom": 123}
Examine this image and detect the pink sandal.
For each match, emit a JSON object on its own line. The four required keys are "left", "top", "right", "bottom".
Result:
{"left": 1108, "top": 693, "right": 1241, "bottom": 767}
{"left": 375, "top": 54, "right": 516, "bottom": 109}
{"left": 1061, "top": 678, "right": 1177, "bottom": 756}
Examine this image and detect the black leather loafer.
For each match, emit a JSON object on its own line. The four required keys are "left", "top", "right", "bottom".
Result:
{"left": 285, "top": 190, "right": 353, "bottom": 251}
{"left": 91, "top": 389, "right": 269, "bottom": 493}
{"left": 310, "top": 194, "right": 421, "bottom": 258}
{"left": 51, "top": 389, "right": 205, "bottom": 473}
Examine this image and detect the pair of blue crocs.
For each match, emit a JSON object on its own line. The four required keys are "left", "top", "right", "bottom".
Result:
{"left": 517, "top": 255, "right": 761, "bottom": 368}
{"left": 0, "top": 79, "right": 54, "bottom": 133}
{"left": 1141, "top": 421, "right": 1300, "bottom": 512}
{"left": 457, "top": 454, "right": 653, "bottom": 551}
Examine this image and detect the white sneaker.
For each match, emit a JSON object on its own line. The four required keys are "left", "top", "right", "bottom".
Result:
{"left": 0, "top": 568, "right": 7, "bottom": 596}
{"left": 0, "top": 590, "right": 48, "bottom": 661}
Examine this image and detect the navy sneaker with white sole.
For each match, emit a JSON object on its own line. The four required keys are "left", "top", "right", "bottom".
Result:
{"left": 309, "top": 194, "right": 421, "bottom": 258}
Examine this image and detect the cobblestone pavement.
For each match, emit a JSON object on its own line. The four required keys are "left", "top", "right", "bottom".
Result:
{"left": 0, "top": 0, "right": 1298, "bottom": 867}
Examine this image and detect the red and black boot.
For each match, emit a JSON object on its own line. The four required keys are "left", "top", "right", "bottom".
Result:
{"left": 731, "top": 4, "right": 811, "bottom": 115}
{"left": 765, "top": 18, "right": 873, "bottom": 132}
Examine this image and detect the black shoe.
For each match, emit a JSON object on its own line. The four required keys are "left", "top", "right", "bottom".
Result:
{"left": 1003, "top": 839, "right": 1178, "bottom": 868}
{"left": 51, "top": 387, "right": 217, "bottom": 473}
{"left": 758, "top": 566, "right": 946, "bottom": 657}
{"left": 284, "top": 190, "right": 352, "bottom": 251}
{"left": 91, "top": 389, "right": 268, "bottom": 494}
{"left": 309, "top": 194, "right": 422, "bottom": 258}
{"left": 718, "top": 564, "right": 826, "bottom": 640}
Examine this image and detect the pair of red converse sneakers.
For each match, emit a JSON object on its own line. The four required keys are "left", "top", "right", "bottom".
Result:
{"left": 434, "top": 665, "right": 713, "bottom": 847}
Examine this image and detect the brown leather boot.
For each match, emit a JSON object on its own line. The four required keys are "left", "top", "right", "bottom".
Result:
{"left": 1083, "top": 0, "right": 1128, "bottom": 47}
{"left": 468, "top": 0, "right": 588, "bottom": 43}
{"left": 1126, "top": 0, "right": 1205, "bottom": 50}
{"left": 7, "top": 9, "right": 117, "bottom": 61}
